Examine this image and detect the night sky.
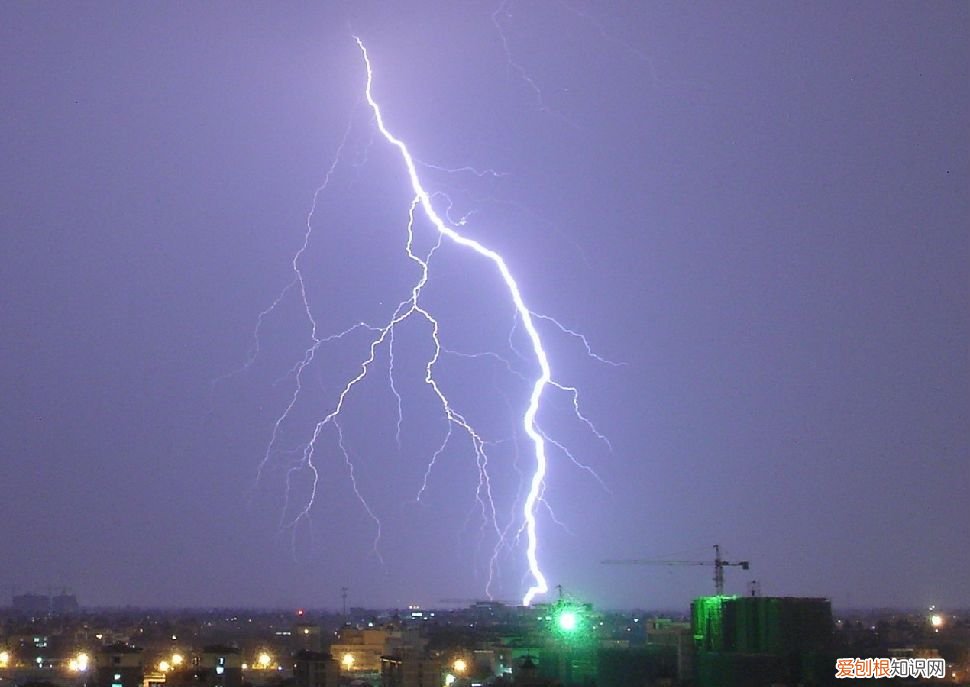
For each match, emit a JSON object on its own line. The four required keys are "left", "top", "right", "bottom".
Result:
{"left": 1, "top": 2, "right": 967, "bottom": 611}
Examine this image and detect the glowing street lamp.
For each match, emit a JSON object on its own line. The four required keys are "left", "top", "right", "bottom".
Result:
{"left": 256, "top": 652, "right": 273, "bottom": 670}
{"left": 159, "top": 660, "right": 171, "bottom": 673}
{"left": 452, "top": 658, "right": 467, "bottom": 674}
{"left": 171, "top": 653, "right": 184, "bottom": 667}
{"left": 341, "top": 653, "right": 354, "bottom": 670}
{"left": 68, "top": 652, "right": 91, "bottom": 673}
{"left": 0, "top": 650, "right": 10, "bottom": 669}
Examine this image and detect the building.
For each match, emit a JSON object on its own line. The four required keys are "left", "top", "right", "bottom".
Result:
{"left": 329, "top": 627, "right": 388, "bottom": 673}
{"left": 11, "top": 594, "right": 49, "bottom": 617}
{"left": 95, "top": 644, "right": 144, "bottom": 687}
{"left": 51, "top": 593, "right": 80, "bottom": 615}
{"left": 380, "top": 654, "right": 443, "bottom": 687}
{"left": 10, "top": 592, "right": 79, "bottom": 617}
{"left": 645, "top": 617, "right": 694, "bottom": 682}
{"left": 197, "top": 646, "right": 242, "bottom": 687}
{"left": 691, "top": 596, "right": 833, "bottom": 687}
{"left": 293, "top": 649, "right": 339, "bottom": 687}
{"left": 293, "top": 623, "right": 322, "bottom": 653}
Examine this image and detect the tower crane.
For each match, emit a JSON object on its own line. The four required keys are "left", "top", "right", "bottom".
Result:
{"left": 601, "top": 544, "right": 749, "bottom": 596}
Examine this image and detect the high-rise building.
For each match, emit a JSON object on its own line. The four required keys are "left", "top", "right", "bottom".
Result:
{"left": 691, "top": 596, "right": 834, "bottom": 687}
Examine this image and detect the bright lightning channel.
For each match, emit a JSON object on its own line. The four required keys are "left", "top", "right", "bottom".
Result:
{"left": 354, "top": 36, "right": 551, "bottom": 606}
{"left": 251, "top": 35, "right": 614, "bottom": 606}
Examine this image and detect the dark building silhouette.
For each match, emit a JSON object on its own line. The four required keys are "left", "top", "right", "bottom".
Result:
{"left": 95, "top": 644, "right": 144, "bottom": 687}
{"left": 164, "top": 646, "right": 243, "bottom": 687}
{"left": 198, "top": 646, "right": 242, "bottom": 687}
{"left": 379, "top": 654, "right": 443, "bottom": 687}
{"left": 51, "top": 593, "right": 79, "bottom": 615}
{"left": 293, "top": 623, "right": 322, "bottom": 653}
{"left": 509, "top": 656, "right": 556, "bottom": 687}
{"left": 597, "top": 646, "right": 678, "bottom": 686}
{"left": 692, "top": 596, "right": 834, "bottom": 687}
{"left": 293, "top": 650, "right": 339, "bottom": 687}
{"left": 10, "top": 591, "right": 79, "bottom": 616}
{"left": 11, "top": 594, "right": 49, "bottom": 617}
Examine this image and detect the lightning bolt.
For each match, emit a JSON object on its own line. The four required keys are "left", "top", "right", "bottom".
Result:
{"left": 244, "top": 33, "right": 618, "bottom": 607}
{"left": 354, "top": 37, "right": 552, "bottom": 605}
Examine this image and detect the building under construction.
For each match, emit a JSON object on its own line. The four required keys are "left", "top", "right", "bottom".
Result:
{"left": 691, "top": 595, "right": 834, "bottom": 687}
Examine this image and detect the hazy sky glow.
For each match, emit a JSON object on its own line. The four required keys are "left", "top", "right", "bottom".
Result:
{"left": 1, "top": 2, "right": 967, "bottom": 611}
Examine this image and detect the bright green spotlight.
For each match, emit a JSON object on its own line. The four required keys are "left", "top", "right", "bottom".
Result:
{"left": 557, "top": 610, "right": 578, "bottom": 632}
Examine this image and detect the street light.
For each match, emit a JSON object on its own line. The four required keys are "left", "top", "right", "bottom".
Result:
{"left": 256, "top": 652, "right": 273, "bottom": 670}
{"left": 341, "top": 653, "right": 354, "bottom": 670}
{"left": 171, "top": 653, "right": 184, "bottom": 667}
{"left": 0, "top": 650, "right": 9, "bottom": 669}
{"left": 69, "top": 653, "right": 90, "bottom": 673}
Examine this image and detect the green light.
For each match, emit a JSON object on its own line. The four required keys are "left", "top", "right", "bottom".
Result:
{"left": 557, "top": 610, "right": 578, "bottom": 632}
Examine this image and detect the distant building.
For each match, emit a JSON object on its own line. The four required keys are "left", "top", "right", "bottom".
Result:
{"left": 645, "top": 617, "right": 694, "bottom": 681}
{"left": 51, "top": 593, "right": 79, "bottom": 615}
{"left": 379, "top": 654, "right": 443, "bottom": 687}
{"left": 164, "top": 646, "right": 243, "bottom": 687}
{"left": 11, "top": 594, "right": 49, "bottom": 617}
{"left": 197, "top": 646, "right": 242, "bottom": 687}
{"left": 292, "top": 649, "right": 339, "bottom": 687}
{"left": 10, "top": 592, "right": 79, "bottom": 617}
{"left": 330, "top": 627, "right": 388, "bottom": 673}
{"left": 509, "top": 656, "right": 555, "bottom": 687}
{"left": 95, "top": 644, "right": 144, "bottom": 687}
{"left": 596, "top": 646, "right": 679, "bottom": 686}
{"left": 293, "top": 623, "right": 322, "bottom": 653}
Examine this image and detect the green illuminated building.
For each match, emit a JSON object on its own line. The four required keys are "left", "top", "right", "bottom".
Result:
{"left": 691, "top": 596, "right": 834, "bottom": 687}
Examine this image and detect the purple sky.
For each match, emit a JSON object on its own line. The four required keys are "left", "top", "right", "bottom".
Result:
{"left": 1, "top": 2, "right": 967, "bottom": 611}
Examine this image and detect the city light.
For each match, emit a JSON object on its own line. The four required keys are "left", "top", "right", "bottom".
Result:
{"left": 256, "top": 652, "right": 273, "bottom": 669}
{"left": 171, "top": 653, "right": 184, "bottom": 667}
{"left": 453, "top": 658, "right": 467, "bottom": 673}
{"left": 557, "top": 610, "right": 578, "bottom": 632}
{"left": 0, "top": 650, "right": 10, "bottom": 669}
{"left": 341, "top": 653, "right": 354, "bottom": 669}
{"left": 159, "top": 660, "right": 171, "bottom": 672}
{"left": 550, "top": 602, "right": 594, "bottom": 644}
{"left": 69, "top": 652, "right": 90, "bottom": 672}
{"left": 930, "top": 614, "right": 944, "bottom": 628}
{"left": 444, "top": 674, "right": 456, "bottom": 686}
